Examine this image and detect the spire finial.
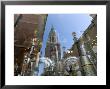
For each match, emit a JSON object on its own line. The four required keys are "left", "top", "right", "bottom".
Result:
{"left": 51, "top": 25, "right": 54, "bottom": 31}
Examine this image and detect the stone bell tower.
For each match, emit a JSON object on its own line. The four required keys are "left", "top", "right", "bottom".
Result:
{"left": 45, "top": 26, "right": 61, "bottom": 62}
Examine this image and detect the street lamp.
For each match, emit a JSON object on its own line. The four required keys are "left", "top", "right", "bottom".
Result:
{"left": 67, "top": 50, "right": 70, "bottom": 54}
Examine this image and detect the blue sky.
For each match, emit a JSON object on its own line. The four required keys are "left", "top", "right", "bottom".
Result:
{"left": 40, "top": 14, "right": 92, "bottom": 58}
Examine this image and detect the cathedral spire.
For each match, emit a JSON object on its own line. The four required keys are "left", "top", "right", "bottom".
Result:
{"left": 52, "top": 25, "right": 54, "bottom": 30}
{"left": 45, "top": 25, "right": 61, "bottom": 61}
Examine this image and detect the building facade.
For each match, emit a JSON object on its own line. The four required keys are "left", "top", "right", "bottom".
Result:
{"left": 14, "top": 14, "right": 47, "bottom": 76}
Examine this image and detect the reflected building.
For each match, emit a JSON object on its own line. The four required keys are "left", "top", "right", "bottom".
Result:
{"left": 14, "top": 14, "right": 47, "bottom": 76}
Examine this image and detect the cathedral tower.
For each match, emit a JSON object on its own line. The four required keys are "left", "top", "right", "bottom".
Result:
{"left": 45, "top": 26, "right": 61, "bottom": 62}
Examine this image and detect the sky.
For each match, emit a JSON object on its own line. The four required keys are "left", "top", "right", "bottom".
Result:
{"left": 40, "top": 14, "right": 92, "bottom": 58}
{"left": 37, "top": 14, "right": 92, "bottom": 75}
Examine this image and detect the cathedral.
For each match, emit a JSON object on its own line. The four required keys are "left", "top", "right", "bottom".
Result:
{"left": 45, "top": 26, "right": 61, "bottom": 63}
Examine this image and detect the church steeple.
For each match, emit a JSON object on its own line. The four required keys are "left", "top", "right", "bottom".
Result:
{"left": 45, "top": 25, "right": 61, "bottom": 61}
{"left": 51, "top": 25, "right": 54, "bottom": 31}
{"left": 48, "top": 25, "right": 58, "bottom": 43}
